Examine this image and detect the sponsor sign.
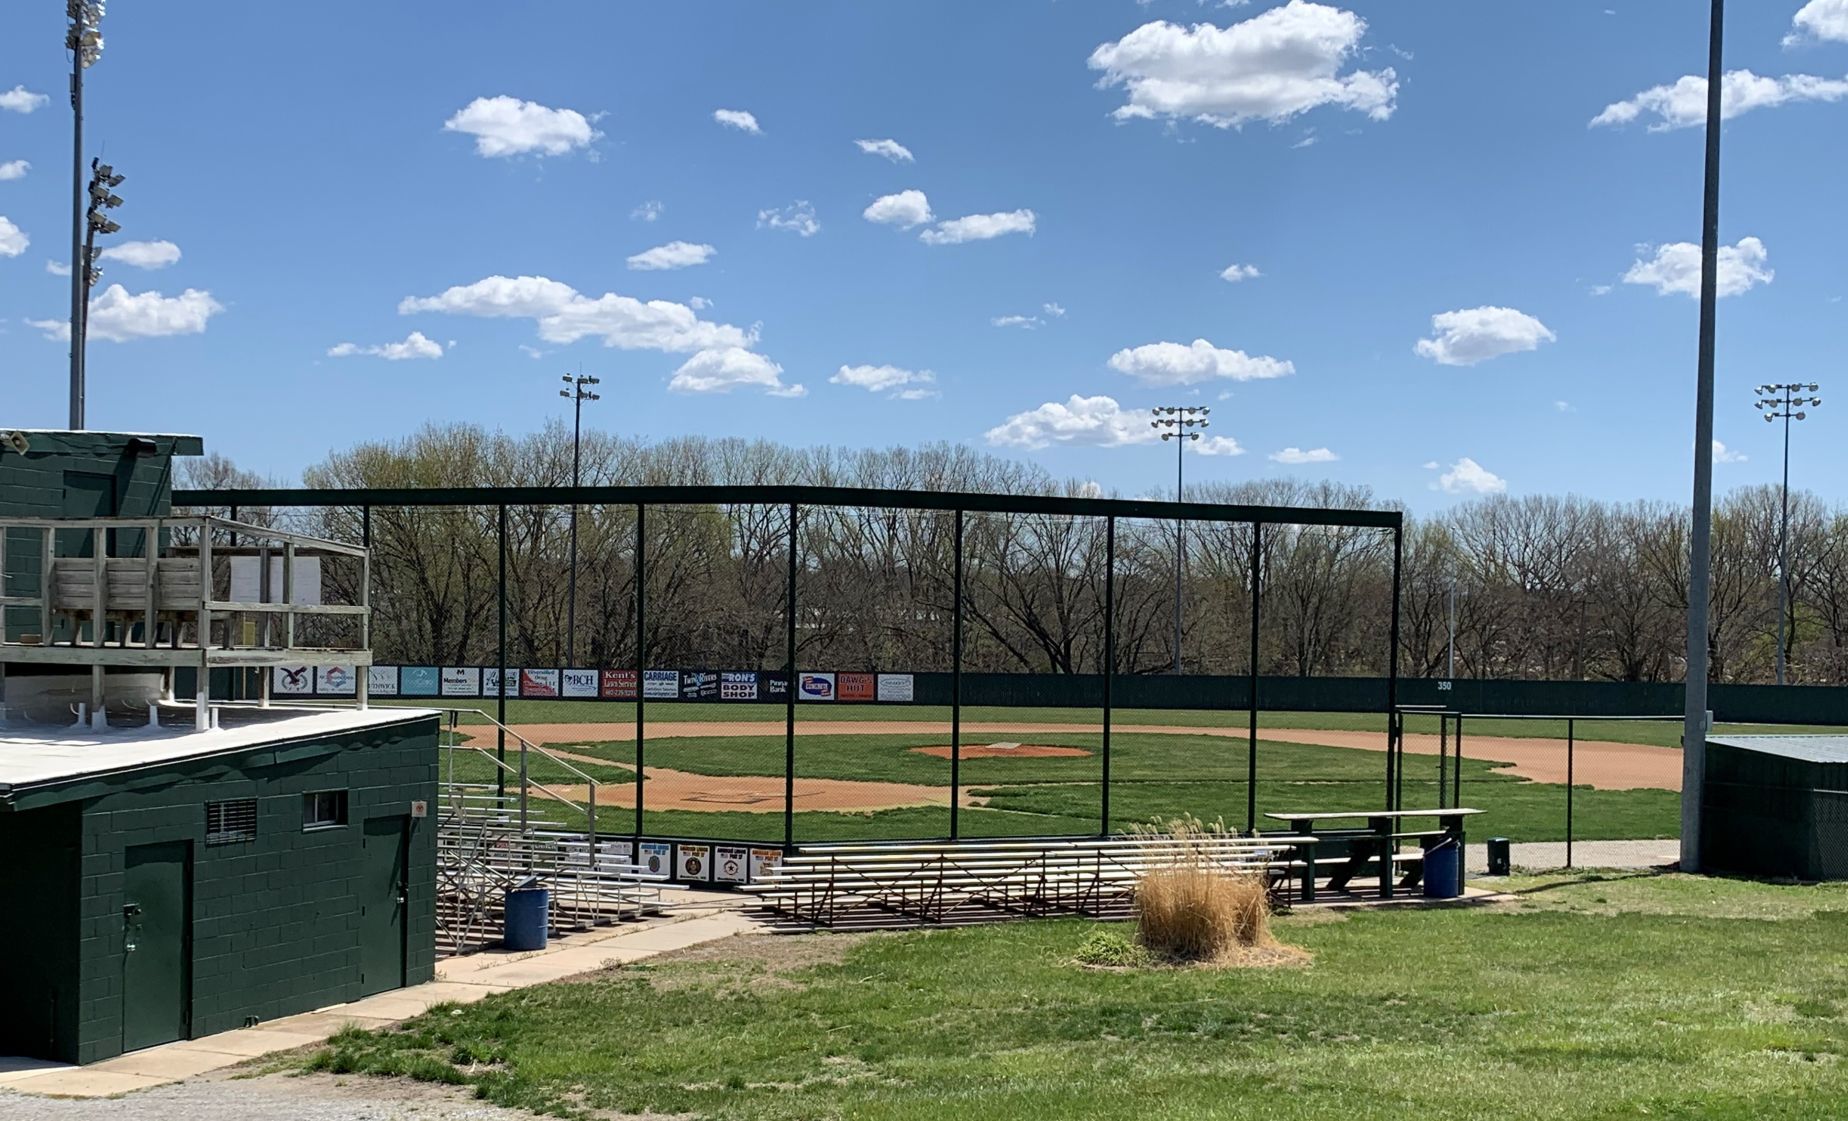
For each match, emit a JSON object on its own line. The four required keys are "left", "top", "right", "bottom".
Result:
{"left": 440, "top": 667, "right": 481, "bottom": 697}
{"left": 601, "top": 669, "right": 639, "bottom": 700}
{"left": 401, "top": 666, "right": 440, "bottom": 696}
{"left": 680, "top": 671, "right": 718, "bottom": 700}
{"left": 481, "top": 667, "right": 517, "bottom": 698}
{"left": 763, "top": 673, "right": 789, "bottom": 700}
{"left": 714, "top": 846, "right": 750, "bottom": 884}
{"left": 642, "top": 669, "right": 680, "bottom": 700}
{"left": 837, "top": 673, "right": 875, "bottom": 702}
{"left": 316, "top": 664, "right": 357, "bottom": 696}
{"left": 561, "top": 668, "right": 599, "bottom": 698}
{"left": 876, "top": 673, "right": 915, "bottom": 703}
{"left": 720, "top": 671, "right": 759, "bottom": 701}
{"left": 798, "top": 672, "right": 836, "bottom": 702}
{"left": 520, "top": 668, "right": 561, "bottom": 697}
{"left": 635, "top": 841, "right": 672, "bottom": 876}
{"left": 271, "top": 665, "right": 313, "bottom": 696}
{"left": 368, "top": 665, "right": 400, "bottom": 696}
{"left": 675, "top": 843, "right": 712, "bottom": 882}
{"left": 749, "top": 848, "right": 784, "bottom": 882}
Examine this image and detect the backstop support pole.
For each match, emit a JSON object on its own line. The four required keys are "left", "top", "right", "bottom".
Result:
{"left": 1567, "top": 718, "right": 1576, "bottom": 869}
{"left": 634, "top": 503, "right": 646, "bottom": 841}
{"left": 496, "top": 503, "right": 507, "bottom": 799}
{"left": 1247, "top": 522, "right": 1261, "bottom": 834}
{"left": 1387, "top": 523, "right": 1405, "bottom": 811}
{"left": 785, "top": 502, "right": 798, "bottom": 850}
{"left": 952, "top": 508, "right": 965, "bottom": 841}
{"left": 1102, "top": 515, "right": 1114, "bottom": 837}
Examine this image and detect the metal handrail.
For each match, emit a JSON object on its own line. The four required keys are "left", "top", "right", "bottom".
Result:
{"left": 441, "top": 707, "right": 604, "bottom": 847}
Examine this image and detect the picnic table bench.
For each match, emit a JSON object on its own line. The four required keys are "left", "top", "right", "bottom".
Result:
{"left": 1264, "top": 808, "right": 1482, "bottom": 901}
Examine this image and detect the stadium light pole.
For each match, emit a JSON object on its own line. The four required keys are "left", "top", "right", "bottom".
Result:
{"left": 82, "top": 157, "right": 125, "bottom": 345}
{"left": 66, "top": 0, "right": 106, "bottom": 430}
{"left": 1151, "top": 405, "right": 1208, "bottom": 674}
{"left": 1754, "top": 383, "right": 1822, "bottom": 686}
{"left": 1681, "top": 0, "right": 1725, "bottom": 874}
{"left": 560, "top": 373, "right": 599, "bottom": 667}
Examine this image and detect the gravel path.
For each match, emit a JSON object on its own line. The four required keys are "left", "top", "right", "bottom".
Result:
{"left": 1468, "top": 838, "right": 1679, "bottom": 873}
{"left": 0, "top": 1073, "right": 542, "bottom": 1121}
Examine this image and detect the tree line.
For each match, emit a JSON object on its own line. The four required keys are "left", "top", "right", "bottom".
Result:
{"left": 180, "top": 422, "right": 1848, "bottom": 684}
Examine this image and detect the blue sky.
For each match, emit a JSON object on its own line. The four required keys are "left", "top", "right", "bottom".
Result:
{"left": 2, "top": 1, "right": 1845, "bottom": 508}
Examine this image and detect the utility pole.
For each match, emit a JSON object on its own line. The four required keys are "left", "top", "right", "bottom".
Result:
{"left": 66, "top": 0, "right": 107, "bottom": 430}
{"left": 560, "top": 372, "right": 600, "bottom": 666}
{"left": 1150, "top": 406, "right": 1209, "bottom": 674}
{"left": 1681, "top": 0, "right": 1725, "bottom": 874}
{"left": 1754, "top": 383, "right": 1822, "bottom": 685}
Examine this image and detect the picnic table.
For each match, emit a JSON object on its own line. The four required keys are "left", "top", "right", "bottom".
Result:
{"left": 1264, "top": 808, "right": 1482, "bottom": 901}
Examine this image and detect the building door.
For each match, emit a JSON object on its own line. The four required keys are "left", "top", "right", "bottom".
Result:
{"left": 122, "top": 841, "right": 190, "bottom": 1052}
{"left": 359, "top": 816, "right": 409, "bottom": 996}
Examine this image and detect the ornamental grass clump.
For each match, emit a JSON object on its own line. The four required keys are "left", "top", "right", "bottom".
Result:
{"left": 1129, "top": 816, "right": 1278, "bottom": 964}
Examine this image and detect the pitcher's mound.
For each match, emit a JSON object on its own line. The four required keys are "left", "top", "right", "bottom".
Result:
{"left": 910, "top": 743, "right": 1092, "bottom": 760}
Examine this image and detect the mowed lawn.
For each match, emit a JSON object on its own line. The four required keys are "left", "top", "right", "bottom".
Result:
{"left": 307, "top": 873, "right": 1848, "bottom": 1120}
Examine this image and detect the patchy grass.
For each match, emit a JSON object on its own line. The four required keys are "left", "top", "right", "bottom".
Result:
{"left": 306, "top": 874, "right": 1848, "bottom": 1120}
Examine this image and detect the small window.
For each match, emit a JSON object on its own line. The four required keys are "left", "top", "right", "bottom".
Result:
{"left": 205, "top": 798, "right": 258, "bottom": 845}
{"left": 303, "top": 790, "right": 348, "bottom": 831}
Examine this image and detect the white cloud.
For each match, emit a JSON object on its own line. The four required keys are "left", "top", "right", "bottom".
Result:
{"left": 688, "top": 295, "right": 711, "bottom": 310}
{"left": 29, "top": 284, "right": 223, "bottom": 343}
{"left": 1088, "top": 2, "right": 1399, "bottom": 129}
{"left": 1435, "top": 457, "right": 1506, "bottom": 496}
{"left": 327, "top": 330, "right": 444, "bottom": 361}
{"left": 0, "top": 215, "right": 25, "bottom": 257}
{"left": 1788, "top": 0, "right": 1848, "bottom": 46}
{"left": 1220, "top": 262, "right": 1261, "bottom": 282}
{"left": 0, "top": 86, "right": 49, "bottom": 113}
{"left": 1413, "top": 306, "right": 1556, "bottom": 367}
{"left": 1422, "top": 460, "right": 1440, "bottom": 470}
{"left": 1589, "top": 284, "right": 1613, "bottom": 296}
{"left": 518, "top": 344, "right": 546, "bottom": 360}
{"left": 1590, "top": 69, "right": 1848, "bottom": 130}
{"left": 920, "top": 209, "right": 1036, "bottom": 245}
{"left": 863, "top": 190, "right": 934, "bottom": 229}
{"left": 986, "top": 395, "right": 1160, "bottom": 450}
{"left": 1713, "top": 440, "right": 1749, "bottom": 464}
{"left": 46, "top": 259, "right": 70, "bottom": 276}
{"left": 830, "top": 364, "right": 937, "bottom": 398}
{"left": 992, "top": 314, "right": 1041, "bottom": 329}
{"left": 757, "top": 201, "right": 820, "bottom": 237}
{"left": 99, "top": 240, "right": 181, "bottom": 269}
{"left": 670, "top": 347, "right": 803, "bottom": 397}
{"left": 0, "top": 160, "right": 27, "bottom": 181}
{"left": 631, "top": 200, "right": 664, "bottom": 222}
{"left": 1270, "top": 446, "right": 1338, "bottom": 464}
{"left": 855, "top": 138, "right": 914, "bottom": 162}
{"left": 713, "top": 109, "right": 762, "bottom": 134}
{"left": 1555, "top": 400, "right": 1574, "bottom": 412}
{"left": 1043, "top": 302, "right": 1066, "bottom": 318}
{"left": 1108, "top": 338, "right": 1295, "bottom": 386}
{"left": 399, "top": 274, "right": 756, "bottom": 353}
{"left": 443, "top": 95, "right": 598, "bottom": 157}
{"left": 1195, "top": 436, "right": 1245, "bottom": 456}
{"left": 626, "top": 241, "right": 716, "bottom": 271}
{"left": 1623, "top": 237, "right": 1773, "bottom": 299}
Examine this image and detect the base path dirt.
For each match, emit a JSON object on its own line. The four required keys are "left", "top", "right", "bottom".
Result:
{"left": 909, "top": 743, "right": 1092, "bottom": 760}
{"left": 462, "top": 720, "right": 1681, "bottom": 792}
{"left": 531, "top": 746, "right": 978, "bottom": 813}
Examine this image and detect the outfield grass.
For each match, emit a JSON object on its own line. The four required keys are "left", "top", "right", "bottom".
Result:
{"left": 306, "top": 872, "right": 1848, "bottom": 1120}
{"left": 390, "top": 696, "right": 1845, "bottom": 748}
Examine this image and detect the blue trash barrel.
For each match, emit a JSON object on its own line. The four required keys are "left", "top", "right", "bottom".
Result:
{"left": 504, "top": 882, "right": 550, "bottom": 950}
{"left": 1423, "top": 839, "right": 1462, "bottom": 899}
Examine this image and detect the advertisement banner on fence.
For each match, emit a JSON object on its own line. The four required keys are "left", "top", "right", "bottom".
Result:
{"left": 401, "top": 666, "right": 440, "bottom": 696}
{"left": 675, "top": 843, "right": 712, "bottom": 882}
{"left": 480, "top": 668, "right": 511, "bottom": 697}
{"left": 601, "top": 669, "right": 639, "bottom": 699}
{"left": 720, "top": 671, "right": 759, "bottom": 701}
{"left": 713, "top": 846, "right": 750, "bottom": 883}
{"left": 520, "top": 669, "right": 561, "bottom": 697}
{"left": 798, "top": 672, "right": 836, "bottom": 701}
{"left": 763, "top": 673, "right": 789, "bottom": 700}
{"left": 440, "top": 667, "right": 481, "bottom": 696}
{"left": 837, "top": 673, "right": 875, "bottom": 702}
{"left": 642, "top": 669, "right": 680, "bottom": 699}
{"left": 561, "top": 669, "right": 599, "bottom": 698}
{"left": 316, "top": 664, "right": 357, "bottom": 696}
{"left": 272, "top": 665, "right": 313, "bottom": 696}
{"left": 876, "top": 673, "right": 915, "bottom": 703}
{"left": 636, "top": 841, "right": 672, "bottom": 876}
{"left": 368, "top": 665, "right": 400, "bottom": 696}
{"left": 679, "top": 671, "right": 718, "bottom": 700}
{"left": 749, "top": 848, "right": 784, "bottom": 882}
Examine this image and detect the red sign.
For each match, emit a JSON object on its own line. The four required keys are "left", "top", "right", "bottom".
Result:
{"left": 600, "top": 669, "right": 639, "bottom": 699}
{"left": 837, "top": 673, "right": 875, "bottom": 702}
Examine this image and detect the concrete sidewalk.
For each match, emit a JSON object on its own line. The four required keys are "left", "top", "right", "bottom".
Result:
{"left": 0, "top": 890, "right": 762, "bottom": 1100}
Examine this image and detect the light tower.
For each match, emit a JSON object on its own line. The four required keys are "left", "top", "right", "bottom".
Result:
{"left": 1151, "top": 405, "right": 1209, "bottom": 674}
{"left": 1754, "top": 382, "right": 1823, "bottom": 686}
{"left": 560, "top": 372, "right": 600, "bottom": 666}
